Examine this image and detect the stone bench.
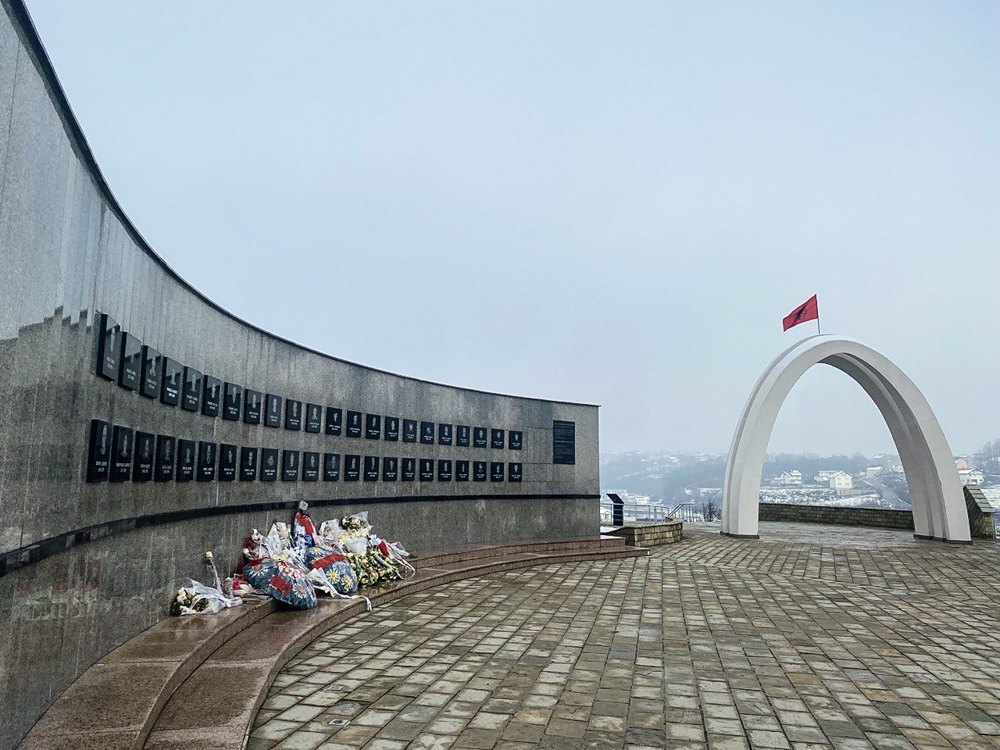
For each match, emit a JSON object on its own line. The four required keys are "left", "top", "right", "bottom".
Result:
{"left": 606, "top": 519, "right": 684, "bottom": 547}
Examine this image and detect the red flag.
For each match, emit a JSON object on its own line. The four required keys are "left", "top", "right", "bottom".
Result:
{"left": 782, "top": 295, "right": 819, "bottom": 331}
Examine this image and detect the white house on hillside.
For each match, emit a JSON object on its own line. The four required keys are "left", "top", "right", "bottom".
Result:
{"left": 772, "top": 470, "right": 803, "bottom": 486}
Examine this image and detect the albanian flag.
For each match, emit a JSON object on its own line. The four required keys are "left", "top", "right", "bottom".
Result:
{"left": 782, "top": 295, "right": 818, "bottom": 331}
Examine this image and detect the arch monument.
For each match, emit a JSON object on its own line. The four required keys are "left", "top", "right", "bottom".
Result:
{"left": 721, "top": 335, "right": 971, "bottom": 543}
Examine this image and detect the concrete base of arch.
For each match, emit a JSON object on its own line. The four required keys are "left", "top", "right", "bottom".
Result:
{"left": 721, "top": 335, "right": 971, "bottom": 544}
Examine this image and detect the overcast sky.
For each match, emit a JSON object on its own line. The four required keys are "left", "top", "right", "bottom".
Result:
{"left": 25, "top": 1, "right": 999, "bottom": 456}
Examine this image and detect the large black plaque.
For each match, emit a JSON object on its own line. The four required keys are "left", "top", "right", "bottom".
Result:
{"left": 202, "top": 376, "right": 222, "bottom": 417}
{"left": 96, "top": 313, "right": 121, "bottom": 380}
{"left": 473, "top": 427, "right": 488, "bottom": 448}
{"left": 419, "top": 458, "right": 434, "bottom": 481}
{"left": 491, "top": 429, "right": 505, "bottom": 449}
{"left": 365, "top": 414, "right": 381, "bottom": 440}
{"left": 509, "top": 430, "right": 523, "bottom": 451}
{"left": 473, "top": 460, "right": 487, "bottom": 482}
{"left": 223, "top": 383, "right": 242, "bottom": 421}
{"left": 420, "top": 421, "right": 434, "bottom": 445}
{"left": 508, "top": 462, "right": 523, "bottom": 482}
{"left": 240, "top": 447, "right": 259, "bottom": 481}
{"left": 161, "top": 358, "right": 182, "bottom": 406}
{"left": 402, "top": 419, "right": 417, "bottom": 443}
{"left": 155, "top": 435, "right": 175, "bottom": 482}
{"left": 456, "top": 460, "right": 469, "bottom": 482}
{"left": 281, "top": 450, "right": 299, "bottom": 481}
{"left": 385, "top": 417, "right": 399, "bottom": 442}
{"left": 140, "top": 345, "right": 162, "bottom": 399}
{"left": 182, "top": 367, "right": 202, "bottom": 412}
{"left": 364, "top": 456, "right": 379, "bottom": 481}
{"left": 118, "top": 333, "right": 141, "bottom": 391}
{"left": 132, "top": 431, "right": 154, "bottom": 482}
{"left": 197, "top": 442, "right": 216, "bottom": 481}
{"left": 285, "top": 399, "right": 302, "bottom": 431}
{"left": 346, "top": 411, "right": 362, "bottom": 438}
{"left": 323, "top": 453, "right": 340, "bottom": 481}
{"left": 87, "top": 419, "right": 111, "bottom": 482}
{"left": 260, "top": 448, "right": 278, "bottom": 482}
{"left": 344, "top": 455, "right": 361, "bottom": 481}
{"left": 244, "top": 389, "right": 262, "bottom": 424}
{"left": 438, "top": 424, "right": 453, "bottom": 446}
{"left": 437, "top": 459, "right": 452, "bottom": 481}
{"left": 490, "top": 461, "right": 504, "bottom": 482}
{"left": 177, "top": 439, "right": 196, "bottom": 482}
{"left": 110, "top": 425, "right": 133, "bottom": 482}
{"left": 265, "top": 394, "right": 282, "bottom": 428}
{"left": 219, "top": 443, "right": 237, "bottom": 481}
{"left": 401, "top": 457, "right": 416, "bottom": 481}
{"left": 552, "top": 420, "right": 576, "bottom": 465}
{"left": 383, "top": 457, "right": 398, "bottom": 481}
{"left": 456, "top": 425, "right": 470, "bottom": 447}
{"left": 325, "top": 407, "right": 343, "bottom": 436}
{"left": 303, "top": 451, "right": 319, "bottom": 481}
{"left": 305, "top": 404, "right": 322, "bottom": 433}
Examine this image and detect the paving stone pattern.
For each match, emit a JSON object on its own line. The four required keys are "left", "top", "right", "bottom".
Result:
{"left": 250, "top": 524, "right": 1000, "bottom": 749}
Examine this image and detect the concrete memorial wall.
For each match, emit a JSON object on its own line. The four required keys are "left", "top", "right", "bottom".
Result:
{"left": 0, "top": 1, "right": 599, "bottom": 745}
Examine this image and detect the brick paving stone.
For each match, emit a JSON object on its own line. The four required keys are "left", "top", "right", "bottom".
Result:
{"left": 251, "top": 524, "right": 1000, "bottom": 749}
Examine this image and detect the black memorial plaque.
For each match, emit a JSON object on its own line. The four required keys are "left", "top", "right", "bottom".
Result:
{"left": 552, "top": 420, "right": 576, "bottom": 465}
{"left": 385, "top": 417, "right": 399, "bottom": 442}
{"left": 110, "top": 425, "right": 133, "bottom": 482}
{"left": 346, "top": 411, "right": 362, "bottom": 438}
{"left": 260, "top": 448, "right": 278, "bottom": 482}
{"left": 155, "top": 435, "right": 175, "bottom": 482}
{"left": 365, "top": 414, "right": 381, "bottom": 440}
{"left": 438, "top": 423, "right": 453, "bottom": 446}
{"left": 456, "top": 425, "right": 470, "bottom": 447}
{"left": 285, "top": 399, "right": 302, "bottom": 431}
{"left": 133, "top": 431, "right": 155, "bottom": 482}
{"left": 344, "top": 455, "right": 360, "bottom": 481}
{"left": 364, "top": 456, "right": 379, "bottom": 481}
{"left": 86, "top": 419, "right": 111, "bottom": 482}
{"left": 182, "top": 367, "right": 202, "bottom": 412}
{"left": 403, "top": 419, "right": 417, "bottom": 443}
{"left": 223, "top": 383, "right": 242, "bottom": 421}
{"left": 161, "top": 358, "right": 182, "bottom": 406}
{"left": 177, "top": 439, "right": 196, "bottom": 482}
{"left": 473, "top": 427, "right": 488, "bottom": 448}
{"left": 219, "top": 443, "right": 237, "bottom": 481}
{"left": 401, "top": 457, "right": 416, "bottom": 481}
{"left": 509, "top": 430, "right": 523, "bottom": 451}
{"left": 281, "top": 450, "right": 299, "bottom": 481}
{"left": 491, "top": 429, "right": 505, "bottom": 449}
{"left": 437, "top": 459, "right": 452, "bottom": 481}
{"left": 240, "top": 447, "right": 259, "bottom": 481}
{"left": 325, "top": 407, "right": 343, "bottom": 435}
{"left": 202, "top": 376, "right": 222, "bottom": 417}
{"left": 456, "top": 460, "right": 469, "bottom": 482}
{"left": 419, "top": 458, "right": 434, "bottom": 481}
{"left": 305, "top": 403, "right": 322, "bottom": 433}
{"left": 96, "top": 313, "right": 121, "bottom": 380}
{"left": 383, "top": 457, "right": 398, "bottom": 481}
{"left": 302, "top": 451, "right": 319, "bottom": 481}
{"left": 490, "top": 461, "right": 504, "bottom": 482}
{"left": 265, "top": 394, "right": 282, "bottom": 428}
{"left": 244, "top": 389, "right": 262, "bottom": 424}
{"left": 508, "top": 462, "right": 523, "bottom": 482}
{"left": 420, "top": 421, "right": 435, "bottom": 445}
{"left": 323, "top": 453, "right": 340, "bottom": 481}
{"left": 140, "top": 345, "right": 162, "bottom": 399}
{"left": 118, "top": 333, "right": 141, "bottom": 391}
{"left": 473, "top": 460, "right": 487, "bottom": 482}
{"left": 197, "top": 442, "right": 216, "bottom": 481}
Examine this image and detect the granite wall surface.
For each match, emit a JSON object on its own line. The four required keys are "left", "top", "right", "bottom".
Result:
{"left": 0, "top": 1, "right": 600, "bottom": 746}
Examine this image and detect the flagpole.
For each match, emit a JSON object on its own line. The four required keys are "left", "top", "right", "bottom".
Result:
{"left": 817, "top": 307, "right": 822, "bottom": 335}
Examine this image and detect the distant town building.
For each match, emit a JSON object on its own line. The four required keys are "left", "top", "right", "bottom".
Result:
{"left": 956, "top": 457, "right": 970, "bottom": 471}
{"left": 814, "top": 470, "right": 853, "bottom": 492}
{"left": 864, "top": 466, "right": 882, "bottom": 478}
{"left": 772, "top": 470, "right": 803, "bottom": 486}
{"left": 958, "top": 467, "right": 984, "bottom": 487}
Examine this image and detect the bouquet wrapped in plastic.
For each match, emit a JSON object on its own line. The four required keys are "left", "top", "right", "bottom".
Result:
{"left": 293, "top": 507, "right": 360, "bottom": 597}
{"left": 170, "top": 579, "right": 242, "bottom": 616}
{"left": 242, "top": 523, "right": 317, "bottom": 609}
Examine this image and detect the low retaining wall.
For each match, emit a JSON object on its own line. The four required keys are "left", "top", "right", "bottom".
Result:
{"left": 607, "top": 519, "right": 683, "bottom": 547}
{"left": 758, "top": 503, "right": 914, "bottom": 530}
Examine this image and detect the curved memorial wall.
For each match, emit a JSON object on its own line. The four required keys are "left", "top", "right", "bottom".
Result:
{"left": 0, "top": 1, "right": 598, "bottom": 746}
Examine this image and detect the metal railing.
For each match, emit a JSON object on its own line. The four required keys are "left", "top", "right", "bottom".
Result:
{"left": 666, "top": 502, "right": 698, "bottom": 523}
{"left": 599, "top": 500, "right": 701, "bottom": 525}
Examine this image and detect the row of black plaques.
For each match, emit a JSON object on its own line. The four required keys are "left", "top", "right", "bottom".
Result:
{"left": 96, "top": 314, "right": 524, "bottom": 449}
{"left": 87, "top": 420, "right": 524, "bottom": 484}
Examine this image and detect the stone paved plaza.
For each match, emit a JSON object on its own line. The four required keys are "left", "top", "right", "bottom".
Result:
{"left": 249, "top": 524, "right": 1000, "bottom": 749}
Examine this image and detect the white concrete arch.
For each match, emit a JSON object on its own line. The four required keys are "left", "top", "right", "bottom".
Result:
{"left": 721, "top": 335, "right": 970, "bottom": 543}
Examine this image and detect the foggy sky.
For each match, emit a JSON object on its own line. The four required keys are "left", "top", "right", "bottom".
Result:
{"left": 24, "top": 1, "right": 1000, "bottom": 456}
